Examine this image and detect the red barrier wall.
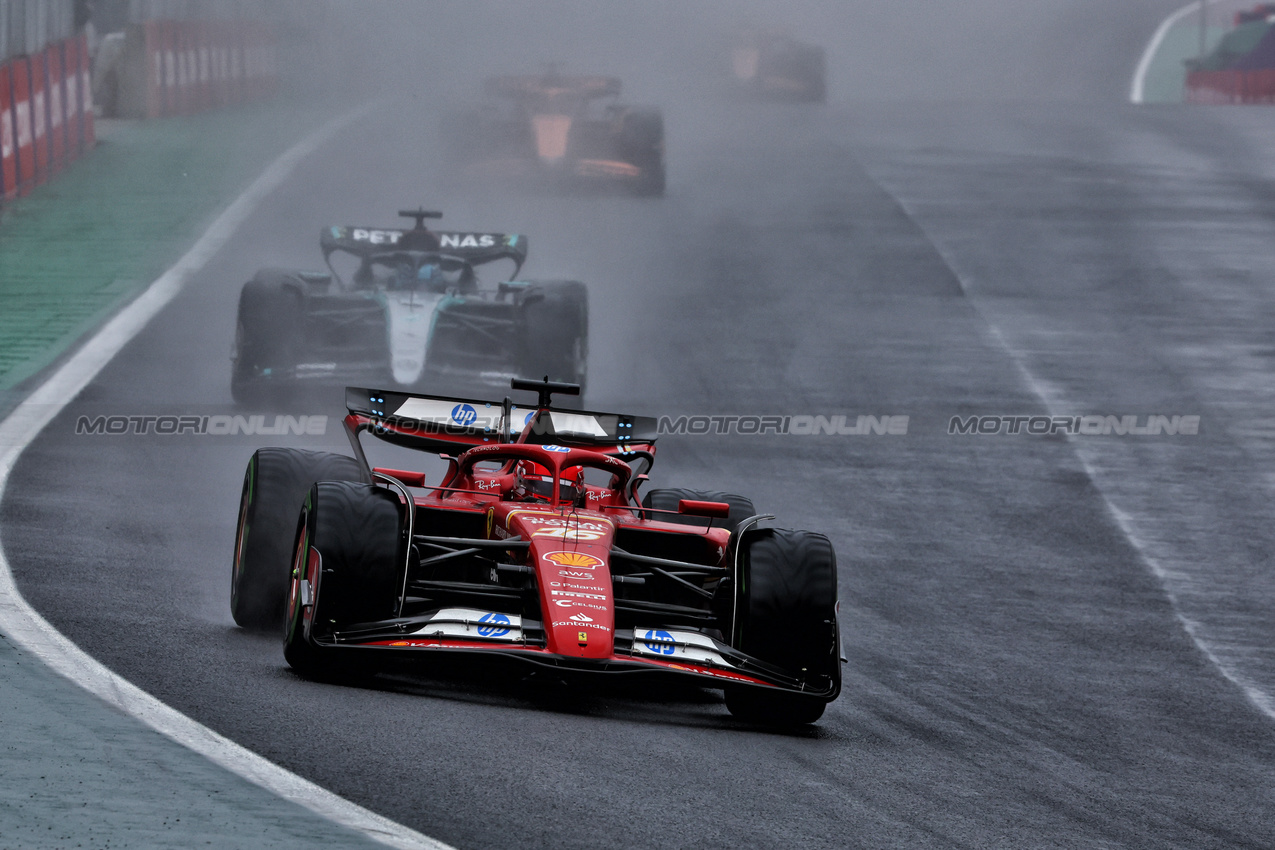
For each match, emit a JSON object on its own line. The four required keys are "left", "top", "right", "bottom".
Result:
{"left": 1186, "top": 68, "right": 1275, "bottom": 103}
{"left": 143, "top": 20, "right": 164, "bottom": 118}
{"left": 46, "top": 44, "right": 65, "bottom": 170}
{"left": 29, "top": 52, "right": 47, "bottom": 184}
{"left": 63, "top": 37, "right": 80, "bottom": 159}
{"left": 118, "top": 20, "right": 275, "bottom": 120}
{"left": 0, "top": 63, "right": 16, "bottom": 199}
{"left": 10, "top": 58, "right": 34, "bottom": 195}
{"left": 197, "top": 23, "right": 211, "bottom": 113}
{"left": 180, "top": 25, "right": 195, "bottom": 114}
{"left": 161, "top": 21, "right": 178, "bottom": 117}
{"left": 75, "top": 35, "right": 94, "bottom": 151}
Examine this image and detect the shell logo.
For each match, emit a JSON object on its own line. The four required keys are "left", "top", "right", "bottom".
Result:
{"left": 544, "top": 551, "right": 604, "bottom": 569}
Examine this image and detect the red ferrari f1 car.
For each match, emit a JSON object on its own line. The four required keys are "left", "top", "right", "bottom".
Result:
{"left": 231, "top": 379, "right": 840, "bottom": 724}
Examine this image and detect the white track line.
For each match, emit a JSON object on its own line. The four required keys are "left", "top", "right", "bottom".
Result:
{"left": 0, "top": 104, "right": 454, "bottom": 850}
{"left": 1131, "top": 1, "right": 1200, "bottom": 104}
{"left": 1130, "top": 0, "right": 1234, "bottom": 104}
{"left": 880, "top": 182, "right": 1275, "bottom": 723}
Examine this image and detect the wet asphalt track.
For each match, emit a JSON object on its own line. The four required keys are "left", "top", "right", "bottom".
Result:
{"left": 10, "top": 3, "right": 1275, "bottom": 847}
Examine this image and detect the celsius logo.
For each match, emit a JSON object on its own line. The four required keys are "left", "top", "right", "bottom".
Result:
{"left": 476, "top": 612, "right": 511, "bottom": 637}
{"left": 642, "top": 629, "right": 675, "bottom": 656}
{"left": 451, "top": 404, "right": 478, "bottom": 426}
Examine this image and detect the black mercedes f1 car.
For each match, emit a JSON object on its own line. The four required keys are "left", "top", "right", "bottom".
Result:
{"left": 231, "top": 210, "right": 588, "bottom": 404}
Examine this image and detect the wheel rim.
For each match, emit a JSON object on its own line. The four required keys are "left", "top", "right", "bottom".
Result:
{"left": 230, "top": 463, "right": 253, "bottom": 611}
{"left": 285, "top": 513, "right": 308, "bottom": 644}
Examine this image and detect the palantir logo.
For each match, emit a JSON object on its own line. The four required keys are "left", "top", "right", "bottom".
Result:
{"left": 643, "top": 629, "right": 675, "bottom": 656}
{"left": 476, "top": 612, "right": 511, "bottom": 638}
{"left": 451, "top": 403, "right": 478, "bottom": 427}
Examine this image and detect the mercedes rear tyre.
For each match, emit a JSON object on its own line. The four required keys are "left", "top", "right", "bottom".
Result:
{"left": 520, "top": 281, "right": 589, "bottom": 395}
{"left": 726, "top": 527, "right": 840, "bottom": 725}
{"left": 284, "top": 481, "right": 405, "bottom": 677}
{"left": 230, "top": 449, "right": 366, "bottom": 630}
{"left": 231, "top": 273, "right": 303, "bottom": 406}
{"left": 641, "top": 488, "right": 755, "bottom": 533}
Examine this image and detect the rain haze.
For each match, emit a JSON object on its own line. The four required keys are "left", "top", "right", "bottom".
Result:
{"left": 6, "top": 0, "right": 1275, "bottom": 848}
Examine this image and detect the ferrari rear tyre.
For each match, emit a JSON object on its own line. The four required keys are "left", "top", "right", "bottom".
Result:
{"left": 231, "top": 273, "right": 303, "bottom": 406}
{"left": 641, "top": 488, "right": 755, "bottom": 533}
{"left": 727, "top": 527, "right": 840, "bottom": 725}
{"left": 284, "top": 481, "right": 404, "bottom": 676}
{"left": 230, "top": 449, "right": 366, "bottom": 630}
{"left": 521, "top": 281, "right": 588, "bottom": 393}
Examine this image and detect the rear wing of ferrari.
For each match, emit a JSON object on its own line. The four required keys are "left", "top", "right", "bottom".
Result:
{"left": 320, "top": 226, "right": 528, "bottom": 276}
{"left": 483, "top": 74, "right": 621, "bottom": 100}
{"left": 344, "top": 386, "right": 658, "bottom": 455}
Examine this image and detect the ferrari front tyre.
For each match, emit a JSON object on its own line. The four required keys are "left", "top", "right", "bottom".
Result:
{"left": 230, "top": 448, "right": 366, "bottom": 630}
{"left": 641, "top": 488, "right": 756, "bottom": 533}
{"left": 520, "top": 281, "right": 589, "bottom": 393}
{"left": 727, "top": 528, "right": 840, "bottom": 725}
{"left": 231, "top": 273, "right": 303, "bottom": 406}
{"left": 284, "top": 481, "right": 404, "bottom": 676}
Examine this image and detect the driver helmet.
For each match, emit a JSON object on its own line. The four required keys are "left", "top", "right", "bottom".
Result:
{"left": 417, "top": 262, "right": 443, "bottom": 290}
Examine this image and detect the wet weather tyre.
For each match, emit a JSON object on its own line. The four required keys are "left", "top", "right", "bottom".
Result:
{"left": 641, "top": 489, "right": 755, "bottom": 533}
{"left": 284, "top": 481, "right": 405, "bottom": 677}
{"left": 521, "top": 281, "right": 588, "bottom": 391}
{"left": 231, "top": 274, "right": 303, "bottom": 406}
{"left": 620, "top": 110, "right": 665, "bottom": 197}
{"left": 726, "top": 528, "right": 840, "bottom": 725}
{"left": 230, "top": 448, "right": 366, "bottom": 630}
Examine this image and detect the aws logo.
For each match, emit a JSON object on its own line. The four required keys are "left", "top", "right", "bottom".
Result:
{"left": 543, "top": 552, "right": 603, "bottom": 569}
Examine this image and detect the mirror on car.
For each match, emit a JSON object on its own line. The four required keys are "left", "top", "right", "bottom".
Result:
{"left": 678, "top": 499, "right": 731, "bottom": 519}
{"left": 373, "top": 467, "right": 426, "bottom": 488}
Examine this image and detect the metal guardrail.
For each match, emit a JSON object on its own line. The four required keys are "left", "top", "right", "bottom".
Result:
{"left": 1, "top": 0, "right": 75, "bottom": 62}
{"left": 1, "top": 0, "right": 309, "bottom": 63}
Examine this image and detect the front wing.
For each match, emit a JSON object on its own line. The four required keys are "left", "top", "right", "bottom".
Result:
{"left": 300, "top": 607, "right": 839, "bottom": 700}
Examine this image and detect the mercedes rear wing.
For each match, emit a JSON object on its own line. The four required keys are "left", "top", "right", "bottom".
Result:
{"left": 321, "top": 226, "right": 528, "bottom": 278}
